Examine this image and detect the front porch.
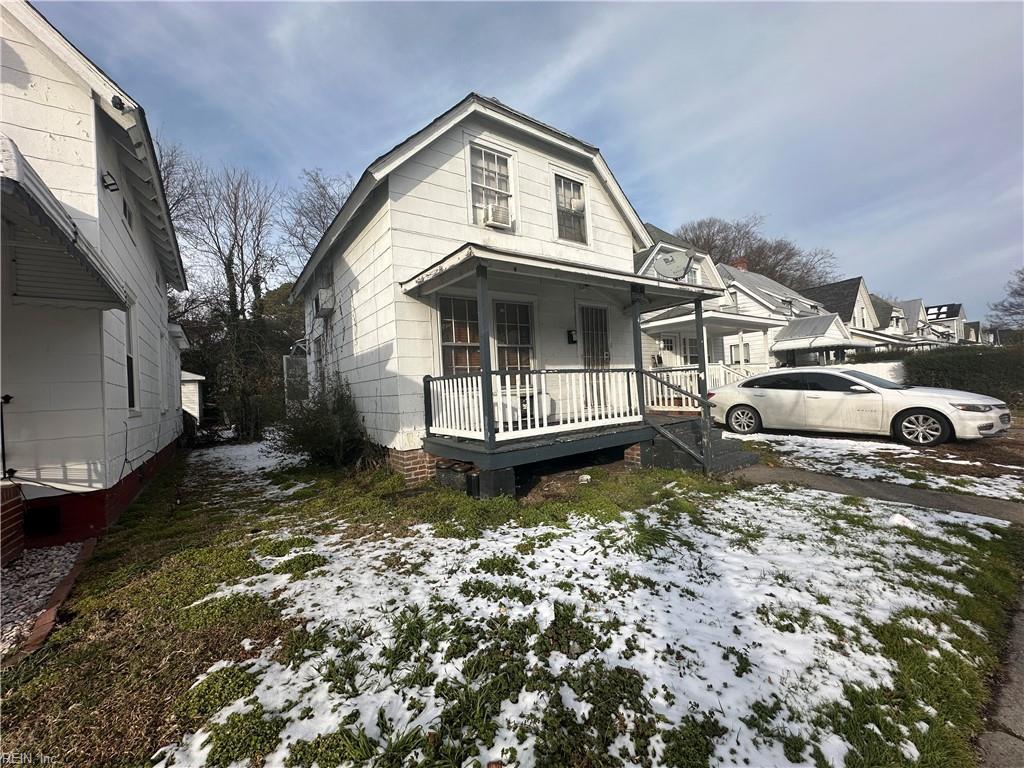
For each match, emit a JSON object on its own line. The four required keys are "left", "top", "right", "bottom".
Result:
{"left": 400, "top": 243, "right": 738, "bottom": 482}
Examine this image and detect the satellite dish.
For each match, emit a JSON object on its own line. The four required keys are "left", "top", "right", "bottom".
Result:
{"left": 653, "top": 249, "right": 694, "bottom": 280}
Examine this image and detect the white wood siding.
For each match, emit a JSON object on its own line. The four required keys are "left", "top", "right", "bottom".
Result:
{"left": 181, "top": 381, "right": 201, "bottom": 420}
{"left": 0, "top": 13, "right": 182, "bottom": 496}
{"left": 309, "top": 112, "right": 644, "bottom": 451}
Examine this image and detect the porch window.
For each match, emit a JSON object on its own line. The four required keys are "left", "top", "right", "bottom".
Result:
{"left": 681, "top": 338, "right": 700, "bottom": 365}
{"left": 440, "top": 296, "right": 481, "bottom": 374}
{"left": 729, "top": 343, "right": 751, "bottom": 365}
{"left": 555, "top": 175, "right": 586, "bottom": 243}
{"left": 495, "top": 302, "right": 533, "bottom": 371}
{"left": 471, "top": 146, "right": 511, "bottom": 226}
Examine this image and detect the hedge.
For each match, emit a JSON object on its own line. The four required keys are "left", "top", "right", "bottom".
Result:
{"left": 902, "top": 345, "right": 1024, "bottom": 409}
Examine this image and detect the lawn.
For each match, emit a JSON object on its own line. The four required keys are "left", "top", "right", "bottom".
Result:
{"left": 1, "top": 439, "right": 1021, "bottom": 768}
{"left": 725, "top": 431, "right": 1024, "bottom": 502}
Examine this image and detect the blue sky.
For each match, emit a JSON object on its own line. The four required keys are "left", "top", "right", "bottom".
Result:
{"left": 40, "top": 1, "right": 1023, "bottom": 318}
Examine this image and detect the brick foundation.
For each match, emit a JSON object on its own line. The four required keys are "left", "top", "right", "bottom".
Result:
{"left": 388, "top": 448, "right": 438, "bottom": 485}
{"left": 1, "top": 482, "right": 26, "bottom": 566}
{"left": 624, "top": 442, "right": 644, "bottom": 470}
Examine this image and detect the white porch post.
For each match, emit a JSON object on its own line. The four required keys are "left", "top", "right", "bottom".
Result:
{"left": 763, "top": 329, "right": 770, "bottom": 365}
{"left": 738, "top": 329, "right": 745, "bottom": 365}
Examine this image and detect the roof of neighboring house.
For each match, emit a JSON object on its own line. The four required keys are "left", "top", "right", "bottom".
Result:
{"left": 800, "top": 277, "right": 864, "bottom": 322}
{"left": 716, "top": 263, "right": 822, "bottom": 316}
{"left": 869, "top": 294, "right": 896, "bottom": 328}
{"left": 12, "top": 0, "right": 186, "bottom": 291}
{"left": 292, "top": 93, "right": 653, "bottom": 298}
{"left": 773, "top": 314, "right": 841, "bottom": 341}
{"left": 894, "top": 299, "right": 924, "bottom": 323}
{"left": 181, "top": 371, "right": 206, "bottom": 382}
{"left": 925, "top": 303, "right": 964, "bottom": 321}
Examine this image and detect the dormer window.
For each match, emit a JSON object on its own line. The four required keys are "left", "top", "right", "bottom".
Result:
{"left": 554, "top": 174, "right": 586, "bottom": 244}
{"left": 471, "top": 146, "right": 511, "bottom": 227}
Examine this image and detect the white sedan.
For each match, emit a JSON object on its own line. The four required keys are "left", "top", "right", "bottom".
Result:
{"left": 710, "top": 367, "right": 1011, "bottom": 447}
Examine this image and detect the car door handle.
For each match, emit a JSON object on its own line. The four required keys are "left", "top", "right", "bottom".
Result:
{"left": 806, "top": 395, "right": 822, "bottom": 399}
{"left": 752, "top": 392, "right": 766, "bottom": 397}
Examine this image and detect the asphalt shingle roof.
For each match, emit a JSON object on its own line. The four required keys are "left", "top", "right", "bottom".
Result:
{"left": 800, "top": 277, "right": 864, "bottom": 323}
{"left": 774, "top": 314, "right": 841, "bottom": 341}
{"left": 869, "top": 294, "right": 895, "bottom": 330}
{"left": 716, "top": 264, "right": 822, "bottom": 316}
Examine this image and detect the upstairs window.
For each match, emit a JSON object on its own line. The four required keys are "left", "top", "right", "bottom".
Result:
{"left": 440, "top": 296, "right": 480, "bottom": 375}
{"left": 555, "top": 174, "right": 586, "bottom": 243}
{"left": 470, "top": 147, "right": 511, "bottom": 226}
{"left": 122, "top": 197, "right": 133, "bottom": 230}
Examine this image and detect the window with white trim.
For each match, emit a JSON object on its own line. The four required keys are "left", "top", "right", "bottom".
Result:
{"left": 494, "top": 302, "right": 533, "bottom": 371}
{"left": 470, "top": 146, "right": 511, "bottom": 226}
{"left": 440, "top": 296, "right": 480, "bottom": 375}
{"left": 554, "top": 174, "right": 586, "bottom": 243}
{"left": 125, "top": 306, "right": 137, "bottom": 409}
{"left": 729, "top": 343, "right": 751, "bottom": 365}
{"left": 680, "top": 338, "right": 700, "bottom": 365}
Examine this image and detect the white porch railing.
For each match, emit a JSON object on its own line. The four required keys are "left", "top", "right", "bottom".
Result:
{"left": 645, "top": 363, "right": 770, "bottom": 410}
{"left": 426, "top": 368, "right": 643, "bottom": 442}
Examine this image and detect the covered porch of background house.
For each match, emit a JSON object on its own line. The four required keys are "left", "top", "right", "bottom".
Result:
{"left": 399, "top": 243, "right": 748, "bottom": 492}
{"left": 771, "top": 315, "right": 875, "bottom": 367}
{"left": 641, "top": 305, "right": 777, "bottom": 410}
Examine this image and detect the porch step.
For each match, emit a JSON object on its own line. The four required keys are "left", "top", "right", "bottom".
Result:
{"left": 642, "top": 419, "right": 760, "bottom": 474}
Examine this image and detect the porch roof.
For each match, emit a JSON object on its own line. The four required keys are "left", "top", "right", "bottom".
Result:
{"left": 1, "top": 135, "right": 127, "bottom": 310}
{"left": 771, "top": 314, "right": 874, "bottom": 352}
{"left": 400, "top": 242, "right": 722, "bottom": 311}
{"left": 643, "top": 306, "right": 786, "bottom": 333}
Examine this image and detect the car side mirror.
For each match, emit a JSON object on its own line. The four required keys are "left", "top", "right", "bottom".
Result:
{"left": 848, "top": 385, "right": 871, "bottom": 393}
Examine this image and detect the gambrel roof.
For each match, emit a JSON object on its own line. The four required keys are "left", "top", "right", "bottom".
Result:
{"left": 293, "top": 93, "right": 653, "bottom": 297}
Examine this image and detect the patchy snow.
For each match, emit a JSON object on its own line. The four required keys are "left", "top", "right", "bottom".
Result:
{"left": 1, "top": 542, "right": 82, "bottom": 656}
{"left": 186, "top": 430, "right": 305, "bottom": 501}
{"left": 725, "top": 431, "right": 1024, "bottom": 501}
{"left": 152, "top": 473, "right": 1007, "bottom": 768}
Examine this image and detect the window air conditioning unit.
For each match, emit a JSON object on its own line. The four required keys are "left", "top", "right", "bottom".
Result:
{"left": 314, "top": 288, "right": 335, "bottom": 318}
{"left": 483, "top": 203, "right": 512, "bottom": 229}
{"left": 570, "top": 198, "right": 586, "bottom": 214}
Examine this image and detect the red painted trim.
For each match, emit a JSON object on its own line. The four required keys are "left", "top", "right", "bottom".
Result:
{"left": 22, "top": 440, "right": 179, "bottom": 548}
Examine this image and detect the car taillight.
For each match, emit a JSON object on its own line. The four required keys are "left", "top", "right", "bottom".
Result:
{"left": 707, "top": 392, "right": 715, "bottom": 398}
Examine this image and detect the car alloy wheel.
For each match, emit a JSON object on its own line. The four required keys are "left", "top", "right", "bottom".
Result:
{"left": 900, "top": 413, "right": 943, "bottom": 445}
{"left": 730, "top": 407, "right": 758, "bottom": 434}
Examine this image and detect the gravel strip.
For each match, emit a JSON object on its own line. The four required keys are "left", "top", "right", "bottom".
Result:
{"left": 1, "top": 543, "right": 82, "bottom": 656}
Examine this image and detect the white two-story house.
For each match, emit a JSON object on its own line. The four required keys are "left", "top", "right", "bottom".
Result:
{"left": 1, "top": 0, "right": 187, "bottom": 545}
{"left": 292, "top": 94, "right": 731, "bottom": 492}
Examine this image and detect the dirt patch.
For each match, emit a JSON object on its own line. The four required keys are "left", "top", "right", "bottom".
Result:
{"left": 517, "top": 449, "right": 631, "bottom": 503}
{"left": 938, "top": 423, "right": 1024, "bottom": 470}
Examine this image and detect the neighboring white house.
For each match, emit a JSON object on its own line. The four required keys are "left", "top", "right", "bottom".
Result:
{"left": 1, "top": 0, "right": 186, "bottom": 542}
{"left": 925, "top": 303, "right": 968, "bottom": 343}
{"left": 181, "top": 371, "right": 205, "bottom": 422}
{"left": 292, "top": 93, "right": 722, "bottom": 488}
{"left": 894, "top": 299, "right": 955, "bottom": 348}
{"left": 641, "top": 255, "right": 873, "bottom": 380}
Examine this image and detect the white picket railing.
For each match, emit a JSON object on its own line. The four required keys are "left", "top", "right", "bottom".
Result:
{"left": 427, "top": 368, "right": 643, "bottom": 442}
{"left": 426, "top": 363, "right": 775, "bottom": 439}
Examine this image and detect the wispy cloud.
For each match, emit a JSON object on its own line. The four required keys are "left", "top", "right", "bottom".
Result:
{"left": 37, "top": 1, "right": 1022, "bottom": 318}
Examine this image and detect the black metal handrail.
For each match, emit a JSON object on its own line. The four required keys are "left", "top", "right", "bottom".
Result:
{"left": 640, "top": 370, "right": 714, "bottom": 408}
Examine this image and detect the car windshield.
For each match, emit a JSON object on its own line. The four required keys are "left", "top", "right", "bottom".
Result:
{"left": 842, "top": 370, "right": 910, "bottom": 390}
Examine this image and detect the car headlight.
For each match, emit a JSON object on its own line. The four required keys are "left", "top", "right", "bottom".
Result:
{"left": 951, "top": 403, "right": 993, "bottom": 412}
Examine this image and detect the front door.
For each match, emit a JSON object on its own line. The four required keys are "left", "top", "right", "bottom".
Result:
{"left": 580, "top": 305, "right": 610, "bottom": 369}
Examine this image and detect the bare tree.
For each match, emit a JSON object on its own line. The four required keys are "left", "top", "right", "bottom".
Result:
{"left": 989, "top": 267, "right": 1024, "bottom": 330}
{"left": 279, "top": 168, "right": 354, "bottom": 278}
{"left": 676, "top": 215, "right": 837, "bottom": 290}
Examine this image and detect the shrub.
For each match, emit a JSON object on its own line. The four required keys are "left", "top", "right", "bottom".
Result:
{"left": 278, "top": 372, "right": 371, "bottom": 467}
{"left": 903, "top": 345, "right": 1024, "bottom": 408}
